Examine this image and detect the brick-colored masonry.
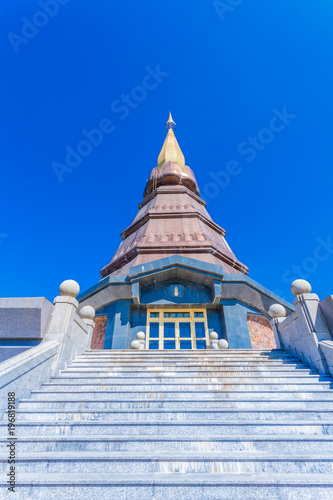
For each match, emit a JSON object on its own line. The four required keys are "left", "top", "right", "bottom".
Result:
{"left": 247, "top": 315, "right": 277, "bottom": 349}
{"left": 91, "top": 315, "right": 107, "bottom": 349}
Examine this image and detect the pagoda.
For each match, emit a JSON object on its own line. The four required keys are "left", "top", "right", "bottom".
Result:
{"left": 79, "top": 114, "right": 292, "bottom": 350}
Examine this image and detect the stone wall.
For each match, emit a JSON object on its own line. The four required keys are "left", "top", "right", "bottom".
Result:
{"left": 248, "top": 314, "right": 277, "bottom": 349}
{"left": 91, "top": 315, "right": 107, "bottom": 349}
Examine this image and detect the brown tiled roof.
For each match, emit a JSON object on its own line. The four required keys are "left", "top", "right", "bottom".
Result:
{"left": 100, "top": 177, "right": 248, "bottom": 277}
{"left": 101, "top": 119, "right": 248, "bottom": 278}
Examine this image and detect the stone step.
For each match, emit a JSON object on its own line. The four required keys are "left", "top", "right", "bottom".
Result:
{"left": 18, "top": 399, "right": 333, "bottom": 411}
{"left": 78, "top": 356, "right": 295, "bottom": 362}
{"left": 63, "top": 364, "right": 311, "bottom": 372}
{"left": 74, "top": 358, "right": 302, "bottom": 362}
{"left": 2, "top": 451, "right": 333, "bottom": 474}
{"left": 3, "top": 434, "right": 333, "bottom": 454}
{"left": 61, "top": 366, "right": 313, "bottom": 375}
{"left": 5, "top": 420, "right": 333, "bottom": 436}
{"left": 59, "top": 366, "right": 317, "bottom": 374}
{"left": 39, "top": 381, "right": 333, "bottom": 391}
{"left": 73, "top": 355, "right": 300, "bottom": 362}
{"left": 29, "top": 390, "right": 333, "bottom": 400}
{"left": 69, "top": 364, "right": 306, "bottom": 374}
{"left": 8, "top": 409, "right": 333, "bottom": 422}
{"left": 65, "top": 358, "right": 309, "bottom": 368}
{"left": 79, "top": 349, "right": 289, "bottom": 356}
{"left": 3, "top": 473, "right": 333, "bottom": 500}
{"left": 68, "top": 360, "right": 306, "bottom": 367}
{"left": 4, "top": 346, "right": 332, "bottom": 498}
{"left": 73, "top": 353, "right": 304, "bottom": 358}
{"left": 51, "top": 375, "right": 331, "bottom": 384}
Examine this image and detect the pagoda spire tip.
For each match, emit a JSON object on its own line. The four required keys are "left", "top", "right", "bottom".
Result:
{"left": 165, "top": 111, "right": 176, "bottom": 132}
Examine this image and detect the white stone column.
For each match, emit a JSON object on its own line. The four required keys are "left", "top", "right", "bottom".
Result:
{"left": 290, "top": 280, "right": 331, "bottom": 373}
{"left": 79, "top": 306, "right": 96, "bottom": 350}
{"left": 44, "top": 280, "right": 80, "bottom": 342}
{"left": 44, "top": 280, "right": 84, "bottom": 375}
{"left": 268, "top": 304, "right": 287, "bottom": 349}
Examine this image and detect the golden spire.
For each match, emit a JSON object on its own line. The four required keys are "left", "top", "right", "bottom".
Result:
{"left": 157, "top": 112, "right": 185, "bottom": 170}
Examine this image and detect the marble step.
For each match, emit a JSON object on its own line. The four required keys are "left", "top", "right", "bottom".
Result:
{"left": 79, "top": 349, "right": 290, "bottom": 357}
{"left": 78, "top": 358, "right": 300, "bottom": 364}
{"left": 62, "top": 363, "right": 309, "bottom": 374}
{"left": 3, "top": 434, "right": 333, "bottom": 453}
{"left": 38, "top": 381, "right": 333, "bottom": 391}
{"left": 29, "top": 389, "right": 333, "bottom": 400}
{"left": 73, "top": 355, "right": 300, "bottom": 363}
{"left": 3, "top": 473, "right": 333, "bottom": 500}
{"left": 18, "top": 399, "right": 333, "bottom": 410}
{"left": 5, "top": 420, "right": 333, "bottom": 436}
{"left": 51, "top": 375, "right": 331, "bottom": 384}
{"left": 68, "top": 360, "right": 306, "bottom": 367}
{"left": 62, "top": 366, "right": 313, "bottom": 374}
{"left": 8, "top": 409, "right": 333, "bottom": 422}
{"left": 59, "top": 366, "right": 317, "bottom": 374}
{"left": 76, "top": 355, "right": 299, "bottom": 360}
{"left": 2, "top": 451, "right": 333, "bottom": 474}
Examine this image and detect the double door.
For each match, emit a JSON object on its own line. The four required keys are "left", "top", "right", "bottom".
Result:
{"left": 146, "top": 308, "right": 209, "bottom": 350}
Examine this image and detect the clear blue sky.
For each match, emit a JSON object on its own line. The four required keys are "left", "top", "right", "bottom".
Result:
{"left": 1, "top": 0, "right": 333, "bottom": 304}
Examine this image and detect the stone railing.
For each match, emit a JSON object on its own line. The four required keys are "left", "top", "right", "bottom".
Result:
{"left": 269, "top": 279, "right": 333, "bottom": 376}
{"left": 0, "top": 280, "right": 95, "bottom": 418}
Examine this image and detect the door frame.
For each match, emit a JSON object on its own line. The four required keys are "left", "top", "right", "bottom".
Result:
{"left": 146, "top": 308, "right": 209, "bottom": 350}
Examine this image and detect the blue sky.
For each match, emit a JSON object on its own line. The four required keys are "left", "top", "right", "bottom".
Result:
{"left": 1, "top": 0, "right": 333, "bottom": 304}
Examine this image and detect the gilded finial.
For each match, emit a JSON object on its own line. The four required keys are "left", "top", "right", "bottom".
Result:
{"left": 165, "top": 111, "right": 176, "bottom": 132}
{"left": 158, "top": 112, "right": 185, "bottom": 170}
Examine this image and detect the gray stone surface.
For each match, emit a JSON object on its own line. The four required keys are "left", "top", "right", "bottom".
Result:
{"left": 0, "top": 341, "right": 58, "bottom": 418}
{"left": 320, "top": 341, "right": 333, "bottom": 377}
{"left": 44, "top": 295, "right": 93, "bottom": 376}
{"left": 276, "top": 293, "right": 333, "bottom": 374}
{"left": 320, "top": 295, "right": 333, "bottom": 335}
{"left": 0, "top": 297, "right": 53, "bottom": 339}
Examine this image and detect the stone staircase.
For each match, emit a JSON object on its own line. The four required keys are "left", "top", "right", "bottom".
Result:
{"left": 1, "top": 349, "right": 333, "bottom": 499}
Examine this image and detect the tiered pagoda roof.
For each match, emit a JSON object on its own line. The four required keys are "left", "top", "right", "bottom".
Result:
{"left": 100, "top": 114, "right": 249, "bottom": 278}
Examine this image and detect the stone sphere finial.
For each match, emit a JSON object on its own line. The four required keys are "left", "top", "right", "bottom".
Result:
{"left": 79, "top": 306, "right": 95, "bottom": 320}
{"left": 136, "top": 331, "right": 145, "bottom": 340}
{"left": 268, "top": 304, "right": 287, "bottom": 318}
{"left": 131, "top": 340, "right": 141, "bottom": 349}
{"left": 210, "top": 332, "right": 218, "bottom": 340}
{"left": 59, "top": 280, "right": 80, "bottom": 298}
{"left": 290, "top": 279, "right": 312, "bottom": 296}
{"left": 218, "top": 339, "right": 229, "bottom": 349}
